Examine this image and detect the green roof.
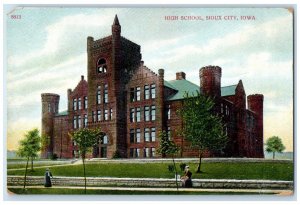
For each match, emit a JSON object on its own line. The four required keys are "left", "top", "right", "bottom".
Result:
{"left": 165, "top": 80, "right": 237, "bottom": 101}
{"left": 165, "top": 79, "right": 200, "bottom": 101}
{"left": 221, "top": 85, "right": 237, "bottom": 96}
{"left": 57, "top": 110, "right": 68, "bottom": 116}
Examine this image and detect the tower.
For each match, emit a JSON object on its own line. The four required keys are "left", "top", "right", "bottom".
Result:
{"left": 247, "top": 94, "right": 264, "bottom": 158}
{"left": 41, "top": 93, "right": 60, "bottom": 158}
{"left": 199, "top": 66, "right": 222, "bottom": 98}
{"left": 86, "top": 15, "right": 141, "bottom": 158}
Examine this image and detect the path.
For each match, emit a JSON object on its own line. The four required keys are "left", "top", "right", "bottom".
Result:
{"left": 7, "top": 185, "right": 293, "bottom": 195}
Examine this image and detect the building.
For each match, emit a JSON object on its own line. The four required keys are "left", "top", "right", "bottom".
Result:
{"left": 41, "top": 15, "right": 264, "bottom": 159}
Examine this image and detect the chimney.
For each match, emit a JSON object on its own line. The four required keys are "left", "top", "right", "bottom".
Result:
{"left": 81, "top": 75, "right": 84, "bottom": 81}
{"left": 176, "top": 72, "right": 186, "bottom": 80}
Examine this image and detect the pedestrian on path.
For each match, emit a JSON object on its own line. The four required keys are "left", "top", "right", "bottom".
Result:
{"left": 44, "top": 168, "right": 53, "bottom": 187}
{"left": 181, "top": 165, "right": 192, "bottom": 188}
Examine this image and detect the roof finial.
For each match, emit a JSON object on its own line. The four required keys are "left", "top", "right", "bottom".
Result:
{"left": 113, "top": 14, "right": 120, "bottom": 26}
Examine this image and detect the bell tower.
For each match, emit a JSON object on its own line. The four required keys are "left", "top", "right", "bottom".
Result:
{"left": 86, "top": 15, "right": 141, "bottom": 158}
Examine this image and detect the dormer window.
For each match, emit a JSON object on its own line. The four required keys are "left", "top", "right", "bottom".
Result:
{"left": 97, "top": 58, "right": 107, "bottom": 73}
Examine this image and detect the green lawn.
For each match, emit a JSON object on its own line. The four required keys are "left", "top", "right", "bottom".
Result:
{"left": 7, "top": 162, "right": 294, "bottom": 181}
{"left": 7, "top": 188, "right": 265, "bottom": 195}
{"left": 7, "top": 162, "right": 71, "bottom": 169}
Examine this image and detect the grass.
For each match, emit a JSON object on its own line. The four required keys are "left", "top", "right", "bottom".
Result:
{"left": 7, "top": 162, "right": 294, "bottom": 181}
{"left": 7, "top": 188, "right": 265, "bottom": 195}
{"left": 7, "top": 162, "right": 70, "bottom": 169}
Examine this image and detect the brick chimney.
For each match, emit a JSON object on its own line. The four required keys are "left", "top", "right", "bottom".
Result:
{"left": 176, "top": 72, "right": 186, "bottom": 80}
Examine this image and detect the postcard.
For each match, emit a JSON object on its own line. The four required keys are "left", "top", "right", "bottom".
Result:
{"left": 5, "top": 6, "right": 294, "bottom": 198}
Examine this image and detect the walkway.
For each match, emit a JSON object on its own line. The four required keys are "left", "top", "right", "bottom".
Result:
{"left": 7, "top": 185, "right": 293, "bottom": 195}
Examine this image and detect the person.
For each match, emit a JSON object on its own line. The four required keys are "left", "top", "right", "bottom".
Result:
{"left": 181, "top": 165, "right": 192, "bottom": 188}
{"left": 44, "top": 168, "right": 53, "bottom": 187}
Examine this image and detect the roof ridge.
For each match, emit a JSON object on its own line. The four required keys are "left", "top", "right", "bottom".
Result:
{"left": 221, "top": 84, "right": 237, "bottom": 88}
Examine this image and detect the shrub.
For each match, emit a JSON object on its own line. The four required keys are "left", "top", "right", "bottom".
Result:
{"left": 168, "top": 164, "right": 174, "bottom": 172}
{"left": 50, "top": 153, "right": 58, "bottom": 160}
{"left": 180, "top": 163, "right": 186, "bottom": 171}
{"left": 112, "top": 150, "right": 122, "bottom": 159}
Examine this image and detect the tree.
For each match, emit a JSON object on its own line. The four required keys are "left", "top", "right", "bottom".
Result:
{"left": 70, "top": 128, "right": 103, "bottom": 194}
{"left": 177, "top": 91, "right": 228, "bottom": 173}
{"left": 156, "top": 131, "right": 180, "bottom": 191}
{"left": 16, "top": 128, "right": 41, "bottom": 190}
{"left": 265, "top": 136, "right": 285, "bottom": 159}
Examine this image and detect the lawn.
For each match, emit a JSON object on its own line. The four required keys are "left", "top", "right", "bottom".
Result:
{"left": 7, "top": 161, "right": 294, "bottom": 181}
{"left": 7, "top": 188, "right": 265, "bottom": 195}
{"left": 7, "top": 162, "right": 72, "bottom": 169}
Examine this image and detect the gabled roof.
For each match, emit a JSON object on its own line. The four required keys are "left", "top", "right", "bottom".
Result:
{"left": 165, "top": 79, "right": 200, "bottom": 101}
{"left": 221, "top": 85, "right": 237, "bottom": 96}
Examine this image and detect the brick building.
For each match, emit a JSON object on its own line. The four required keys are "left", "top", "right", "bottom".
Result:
{"left": 41, "top": 15, "right": 264, "bottom": 159}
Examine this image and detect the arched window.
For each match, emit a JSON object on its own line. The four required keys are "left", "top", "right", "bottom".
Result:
{"left": 97, "top": 58, "right": 107, "bottom": 73}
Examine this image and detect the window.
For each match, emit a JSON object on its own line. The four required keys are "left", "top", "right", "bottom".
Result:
{"left": 48, "top": 103, "right": 51, "bottom": 112}
{"left": 144, "top": 106, "right": 150, "bottom": 121}
{"left": 97, "top": 58, "right": 107, "bottom": 73}
{"left": 97, "top": 86, "right": 101, "bottom": 104}
{"left": 144, "top": 85, "right": 150, "bottom": 100}
{"left": 151, "top": 128, "right": 156, "bottom": 142}
{"left": 151, "top": 147, "right": 156, "bottom": 157}
{"left": 221, "top": 103, "right": 224, "bottom": 114}
{"left": 104, "top": 84, "right": 108, "bottom": 103}
{"left": 104, "top": 109, "right": 108, "bottom": 120}
{"left": 130, "top": 129, "right": 135, "bottom": 143}
{"left": 136, "top": 87, "right": 141, "bottom": 101}
{"left": 167, "top": 126, "right": 171, "bottom": 140}
{"left": 102, "top": 135, "right": 108, "bottom": 144}
{"left": 78, "top": 116, "right": 82, "bottom": 128}
{"left": 150, "top": 84, "right": 156, "bottom": 99}
{"left": 136, "top": 148, "right": 140, "bottom": 158}
{"left": 136, "top": 107, "right": 141, "bottom": 122}
{"left": 97, "top": 110, "right": 101, "bottom": 122}
{"left": 144, "top": 128, "right": 150, "bottom": 142}
{"left": 73, "top": 116, "right": 77, "bottom": 129}
{"left": 144, "top": 147, "right": 150, "bottom": 158}
{"left": 130, "top": 108, "right": 135, "bottom": 122}
{"left": 78, "top": 98, "right": 82, "bottom": 110}
{"left": 166, "top": 104, "right": 171, "bottom": 120}
{"left": 84, "top": 114, "right": 87, "bottom": 127}
{"left": 136, "top": 129, "right": 141, "bottom": 143}
{"left": 92, "top": 111, "right": 96, "bottom": 122}
{"left": 151, "top": 105, "right": 156, "bottom": 121}
{"left": 110, "top": 108, "right": 113, "bottom": 120}
{"left": 84, "top": 96, "right": 88, "bottom": 109}
{"left": 130, "top": 88, "right": 135, "bottom": 102}
{"left": 73, "top": 99, "right": 77, "bottom": 111}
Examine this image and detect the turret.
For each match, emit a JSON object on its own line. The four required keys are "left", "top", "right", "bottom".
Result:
{"left": 247, "top": 94, "right": 264, "bottom": 158}
{"left": 41, "top": 93, "right": 60, "bottom": 158}
{"left": 199, "top": 66, "right": 222, "bottom": 98}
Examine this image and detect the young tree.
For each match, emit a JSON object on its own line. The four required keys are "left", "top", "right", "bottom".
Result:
{"left": 70, "top": 128, "right": 103, "bottom": 194}
{"left": 177, "top": 91, "right": 228, "bottom": 173}
{"left": 265, "top": 136, "right": 285, "bottom": 159}
{"left": 156, "top": 131, "right": 180, "bottom": 190}
{"left": 16, "top": 128, "right": 41, "bottom": 190}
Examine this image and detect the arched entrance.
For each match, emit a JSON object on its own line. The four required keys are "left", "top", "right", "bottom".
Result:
{"left": 93, "top": 133, "right": 108, "bottom": 158}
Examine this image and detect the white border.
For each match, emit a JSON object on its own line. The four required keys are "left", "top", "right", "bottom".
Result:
{"left": 1, "top": 0, "right": 299, "bottom": 204}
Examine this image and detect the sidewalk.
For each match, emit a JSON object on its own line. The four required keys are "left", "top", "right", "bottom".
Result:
{"left": 7, "top": 185, "right": 293, "bottom": 195}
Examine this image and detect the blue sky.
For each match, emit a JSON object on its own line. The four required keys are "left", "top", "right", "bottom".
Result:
{"left": 6, "top": 7, "right": 293, "bottom": 151}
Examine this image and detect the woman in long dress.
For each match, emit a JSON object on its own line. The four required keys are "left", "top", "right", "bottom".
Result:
{"left": 44, "top": 168, "right": 53, "bottom": 187}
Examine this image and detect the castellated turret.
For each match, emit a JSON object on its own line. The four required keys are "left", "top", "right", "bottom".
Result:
{"left": 41, "top": 93, "right": 60, "bottom": 158}
{"left": 199, "top": 65, "right": 222, "bottom": 98}
{"left": 247, "top": 94, "right": 264, "bottom": 158}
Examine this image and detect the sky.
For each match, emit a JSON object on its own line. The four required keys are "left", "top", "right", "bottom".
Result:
{"left": 5, "top": 7, "right": 293, "bottom": 152}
